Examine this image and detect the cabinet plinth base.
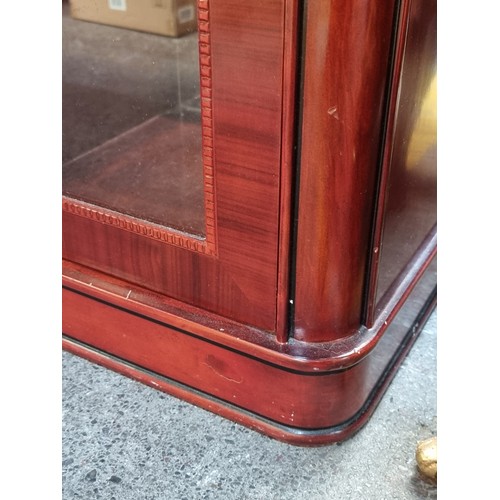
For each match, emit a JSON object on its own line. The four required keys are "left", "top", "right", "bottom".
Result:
{"left": 62, "top": 258, "right": 436, "bottom": 446}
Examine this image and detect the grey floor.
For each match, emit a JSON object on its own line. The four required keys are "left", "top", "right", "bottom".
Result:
{"left": 62, "top": 310, "right": 437, "bottom": 500}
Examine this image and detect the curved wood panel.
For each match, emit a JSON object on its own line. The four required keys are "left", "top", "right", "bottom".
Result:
{"left": 293, "top": 0, "right": 398, "bottom": 342}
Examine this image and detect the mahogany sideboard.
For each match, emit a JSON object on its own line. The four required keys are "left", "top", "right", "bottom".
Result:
{"left": 62, "top": 0, "right": 437, "bottom": 445}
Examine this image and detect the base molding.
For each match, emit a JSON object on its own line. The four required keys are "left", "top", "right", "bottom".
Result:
{"left": 62, "top": 255, "right": 436, "bottom": 446}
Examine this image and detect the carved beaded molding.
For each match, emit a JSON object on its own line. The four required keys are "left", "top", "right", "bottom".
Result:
{"left": 62, "top": 0, "right": 217, "bottom": 256}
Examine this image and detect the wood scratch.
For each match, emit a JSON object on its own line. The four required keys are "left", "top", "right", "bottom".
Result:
{"left": 328, "top": 105, "right": 340, "bottom": 120}
{"left": 203, "top": 361, "right": 243, "bottom": 384}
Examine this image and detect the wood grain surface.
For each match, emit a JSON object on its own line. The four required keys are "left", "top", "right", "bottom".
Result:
{"left": 63, "top": 0, "right": 291, "bottom": 332}
{"left": 293, "top": 0, "right": 399, "bottom": 342}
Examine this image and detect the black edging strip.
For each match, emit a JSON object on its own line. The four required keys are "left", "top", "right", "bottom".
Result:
{"left": 286, "top": 0, "right": 308, "bottom": 339}
{"left": 62, "top": 285, "right": 347, "bottom": 377}
{"left": 63, "top": 286, "right": 436, "bottom": 436}
{"left": 63, "top": 333, "right": 320, "bottom": 435}
{"left": 352, "top": 286, "right": 437, "bottom": 425}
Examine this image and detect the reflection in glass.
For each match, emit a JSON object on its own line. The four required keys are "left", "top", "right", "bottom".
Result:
{"left": 375, "top": 0, "right": 437, "bottom": 304}
{"left": 62, "top": 3, "right": 205, "bottom": 237}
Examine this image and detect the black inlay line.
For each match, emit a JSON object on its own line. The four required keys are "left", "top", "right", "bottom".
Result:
{"left": 286, "top": 0, "right": 308, "bottom": 339}
{"left": 357, "top": 286, "right": 437, "bottom": 416}
{"left": 62, "top": 285, "right": 348, "bottom": 377}
{"left": 63, "top": 286, "right": 435, "bottom": 436}
{"left": 63, "top": 334, "right": 325, "bottom": 435}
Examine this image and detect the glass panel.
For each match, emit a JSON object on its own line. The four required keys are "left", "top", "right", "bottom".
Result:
{"left": 375, "top": 0, "right": 437, "bottom": 304}
{"left": 62, "top": 1, "right": 205, "bottom": 237}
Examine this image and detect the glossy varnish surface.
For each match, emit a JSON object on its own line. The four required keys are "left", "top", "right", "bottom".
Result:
{"left": 63, "top": 256, "right": 436, "bottom": 444}
{"left": 293, "top": 0, "right": 398, "bottom": 342}
{"left": 62, "top": 0, "right": 438, "bottom": 445}
{"left": 63, "top": 0, "right": 290, "bottom": 332}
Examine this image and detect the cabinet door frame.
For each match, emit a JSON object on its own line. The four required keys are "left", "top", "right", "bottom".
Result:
{"left": 62, "top": 0, "right": 298, "bottom": 336}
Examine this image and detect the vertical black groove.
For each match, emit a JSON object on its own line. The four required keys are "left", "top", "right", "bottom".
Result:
{"left": 361, "top": 0, "right": 404, "bottom": 326}
{"left": 286, "top": 0, "right": 308, "bottom": 339}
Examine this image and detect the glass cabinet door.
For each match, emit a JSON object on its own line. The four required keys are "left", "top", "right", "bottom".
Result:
{"left": 62, "top": 0, "right": 293, "bottom": 334}
{"left": 63, "top": 3, "right": 205, "bottom": 236}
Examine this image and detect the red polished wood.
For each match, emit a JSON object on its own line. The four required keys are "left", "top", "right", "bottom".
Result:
{"left": 63, "top": 256, "right": 436, "bottom": 444}
{"left": 63, "top": 0, "right": 289, "bottom": 332}
{"left": 293, "top": 0, "right": 398, "bottom": 342}
{"left": 63, "top": 230, "right": 434, "bottom": 375}
{"left": 62, "top": 0, "right": 438, "bottom": 445}
{"left": 276, "top": 0, "right": 300, "bottom": 342}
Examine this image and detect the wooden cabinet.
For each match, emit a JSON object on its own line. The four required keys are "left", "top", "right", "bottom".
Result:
{"left": 62, "top": 0, "right": 436, "bottom": 445}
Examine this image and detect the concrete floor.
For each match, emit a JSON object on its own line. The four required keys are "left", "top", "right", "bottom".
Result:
{"left": 62, "top": 310, "right": 437, "bottom": 500}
